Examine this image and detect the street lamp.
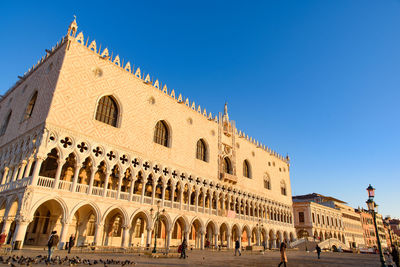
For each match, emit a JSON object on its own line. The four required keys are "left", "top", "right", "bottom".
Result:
{"left": 150, "top": 200, "right": 165, "bottom": 254}
{"left": 366, "top": 184, "right": 387, "bottom": 267}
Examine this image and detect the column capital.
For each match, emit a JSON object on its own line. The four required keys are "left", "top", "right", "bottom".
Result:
{"left": 122, "top": 224, "right": 131, "bottom": 230}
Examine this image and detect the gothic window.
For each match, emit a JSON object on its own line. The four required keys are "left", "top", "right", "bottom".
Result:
{"left": 223, "top": 157, "right": 232, "bottom": 174}
{"left": 280, "top": 180, "right": 287, "bottom": 196}
{"left": 0, "top": 111, "right": 12, "bottom": 136}
{"left": 95, "top": 95, "right": 119, "bottom": 127}
{"left": 154, "top": 121, "right": 169, "bottom": 147}
{"left": 264, "top": 173, "right": 271, "bottom": 190}
{"left": 24, "top": 91, "right": 38, "bottom": 120}
{"left": 243, "top": 160, "right": 251, "bottom": 178}
{"left": 196, "top": 139, "right": 207, "bottom": 162}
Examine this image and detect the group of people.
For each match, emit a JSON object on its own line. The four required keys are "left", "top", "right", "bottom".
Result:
{"left": 46, "top": 232, "right": 76, "bottom": 261}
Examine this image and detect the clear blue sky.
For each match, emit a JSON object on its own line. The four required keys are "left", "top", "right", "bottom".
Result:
{"left": 1, "top": 1, "right": 399, "bottom": 217}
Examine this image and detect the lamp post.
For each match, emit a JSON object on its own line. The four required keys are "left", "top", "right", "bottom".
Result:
{"left": 150, "top": 200, "right": 165, "bottom": 254}
{"left": 366, "top": 184, "right": 387, "bottom": 267}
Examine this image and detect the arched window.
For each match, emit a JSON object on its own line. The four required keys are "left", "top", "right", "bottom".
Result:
{"left": 24, "top": 91, "right": 38, "bottom": 120}
{"left": 196, "top": 139, "right": 207, "bottom": 162}
{"left": 0, "top": 111, "right": 12, "bottom": 136}
{"left": 243, "top": 160, "right": 251, "bottom": 178}
{"left": 223, "top": 157, "right": 232, "bottom": 174}
{"left": 280, "top": 180, "right": 287, "bottom": 196}
{"left": 95, "top": 95, "right": 119, "bottom": 127}
{"left": 154, "top": 120, "right": 169, "bottom": 147}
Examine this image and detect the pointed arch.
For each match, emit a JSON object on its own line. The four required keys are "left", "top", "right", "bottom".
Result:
{"left": 223, "top": 157, "right": 232, "bottom": 174}
{"left": 24, "top": 91, "right": 38, "bottom": 120}
{"left": 154, "top": 120, "right": 170, "bottom": 147}
{"left": 95, "top": 95, "right": 119, "bottom": 127}
{"left": 196, "top": 139, "right": 208, "bottom": 162}
{"left": 243, "top": 159, "right": 251, "bottom": 178}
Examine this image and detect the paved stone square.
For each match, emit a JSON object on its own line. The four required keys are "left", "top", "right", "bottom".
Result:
{"left": 0, "top": 248, "right": 388, "bottom": 267}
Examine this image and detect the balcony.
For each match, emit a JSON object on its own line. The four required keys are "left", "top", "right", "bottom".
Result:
{"left": 220, "top": 173, "right": 237, "bottom": 184}
{"left": 0, "top": 175, "right": 294, "bottom": 229}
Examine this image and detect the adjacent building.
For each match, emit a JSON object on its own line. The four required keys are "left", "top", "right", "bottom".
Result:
{"left": 357, "top": 209, "right": 377, "bottom": 248}
{"left": 0, "top": 19, "right": 296, "bottom": 250}
{"left": 292, "top": 194, "right": 345, "bottom": 243}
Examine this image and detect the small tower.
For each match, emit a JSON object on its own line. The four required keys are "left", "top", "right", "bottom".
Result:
{"left": 67, "top": 15, "right": 78, "bottom": 37}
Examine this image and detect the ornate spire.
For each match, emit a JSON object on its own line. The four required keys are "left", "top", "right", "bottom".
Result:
{"left": 223, "top": 102, "right": 229, "bottom": 122}
{"left": 67, "top": 15, "right": 78, "bottom": 37}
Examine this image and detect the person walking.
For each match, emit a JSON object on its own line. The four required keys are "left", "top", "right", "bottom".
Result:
{"left": 391, "top": 245, "right": 399, "bottom": 267}
{"left": 316, "top": 244, "right": 321, "bottom": 259}
{"left": 278, "top": 242, "right": 287, "bottom": 267}
{"left": 68, "top": 234, "right": 75, "bottom": 254}
{"left": 179, "top": 238, "right": 187, "bottom": 259}
{"left": 235, "top": 239, "right": 241, "bottom": 256}
{"left": 262, "top": 240, "right": 266, "bottom": 251}
{"left": 47, "top": 231, "right": 59, "bottom": 262}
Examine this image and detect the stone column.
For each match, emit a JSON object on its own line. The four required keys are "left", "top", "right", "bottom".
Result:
{"left": 179, "top": 189, "right": 183, "bottom": 210}
{"left": 12, "top": 219, "right": 30, "bottom": 249}
{"left": 202, "top": 193, "right": 206, "bottom": 213}
{"left": 200, "top": 231, "right": 205, "bottom": 250}
{"left": 17, "top": 161, "right": 27, "bottom": 180}
{"left": 117, "top": 170, "right": 124, "bottom": 200}
{"left": 87, "top": 167, "right": 96, "bottom": 195}
{"left": 11, "top": 166, "right": 19, "bottom": 182}
{"left": 166, "top": 229, "right": 172, "bottom": 253}
{"left": 151, "top": 182, "right": 156, "bottom": 205}
{"left": 195, "top": 189, "right": 199, "bottom": 212}
{"left": 71, "top": 163, "right": 82, "bottom": 192}
{"left": 214, "top": 233, "right": 218, "bottom": 249}
{"left": 93, "top": 223, "right": 104, "bottom": 246}
{"left": 184, "top": 231, "right": 189, "bottom": 242}
{"left": 146, "top": 226, "right": 153, "bottom": 248}
{"left": 256, "top": 230, "right": 261, "bottom": 246}
{"left": 209, "top": 193, "right": 212, "bottom": 215}
{"left": 59, "top": 221, "right": 70, "bottom": 250}
{"left": 220, "top": 195, "right": 224, "bottom": 216}
{"left": 129, "top": 178, "right": 135, "bottom": 201}
{"left": 121, "top": 225, "right": 130, "bottom": 247}
{"left": 102, "top": 171, "right": 111, "bottom": 197}
{"left": 1, "top": 167, "right": 9, "bottom": 185}
{"left": 161, "top": 184, "right": 166, "bottom": 207}
{"left": 30, "top": 157, "right": 44, "bottom": 186}
{"left": 227, "top": 233, "right": 231, "bottom": 249}
{"left": 140, "top": 180, "right": 146, "bottom": 204}
{"left": 23, "top": 158, "right": 34, "bottom": 178}
{"left": 53, "top": 159, "right": 65, "bottom": 189}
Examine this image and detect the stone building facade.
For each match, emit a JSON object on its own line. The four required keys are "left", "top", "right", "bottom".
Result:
{"left": 0, "top": 19, "right": 295, "bottom": 250}
{"left": 292, "top": 194, "right": 345, "bottom": 244}
{"left": 332, "top": 203, "right": 364, "bottom": 248}
{"left": 357, "top": 209, "right": 377, "bottom": 248}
